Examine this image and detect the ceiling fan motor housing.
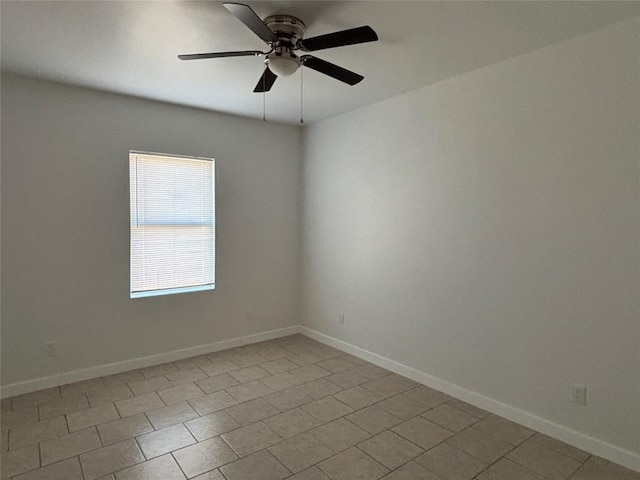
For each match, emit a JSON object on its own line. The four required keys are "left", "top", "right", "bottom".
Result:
{"left": 264, "top": 15, "right": 306, "bottom": 76}
{"left": 264, "top": 15, "right": 306, "bottom": 47}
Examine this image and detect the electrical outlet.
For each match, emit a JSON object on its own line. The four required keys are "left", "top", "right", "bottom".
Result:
{"left": 45, "top": 342, "right": 58, "bottom": 357}
{"left": 338, "top": 314, "right": 345, "bottom": 325}
{"left": 572, "top": 385, "right": 587, "bottom": 406}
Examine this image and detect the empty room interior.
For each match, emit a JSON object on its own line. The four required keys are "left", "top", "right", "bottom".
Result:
{"left": 1, "top": 1, "right": 639, "bottom": 479}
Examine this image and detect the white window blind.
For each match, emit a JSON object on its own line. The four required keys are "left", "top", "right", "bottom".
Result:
{"left": 130, "top": 151, "right": 215, "bottom": 298}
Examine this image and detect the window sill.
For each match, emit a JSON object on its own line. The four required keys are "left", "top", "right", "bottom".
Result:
{"left": 130, "top": 284, "right": 215, "bottom": 299}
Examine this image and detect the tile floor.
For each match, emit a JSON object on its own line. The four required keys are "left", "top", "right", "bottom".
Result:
{"left": 1, "top": 335, "right": 638, "bottom": 480}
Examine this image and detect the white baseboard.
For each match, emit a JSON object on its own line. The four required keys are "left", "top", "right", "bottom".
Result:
{"left": 0, "top": 325, "right": 302, "bottom": 399}
{"left": 300, "top": 326, "right": 640, "bottom": 473}
{"left": 2, "top": 324, "right": 638, "bottom": 472}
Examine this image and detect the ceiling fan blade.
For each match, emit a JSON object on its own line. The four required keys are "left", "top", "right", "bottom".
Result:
{"left": 223, "top": 2, "right": 277, "bottom": 44}
{"left": 253, "top": 67, "right": 278, "bottom": 93}
{"left": 301, "top": 55, "right": 364, "bottom": 85}
{"left": 298, "top": 26, "right": 378, "bottom": 52}
{"left": 178, "top": 50, "right": 264, "bottom": 60}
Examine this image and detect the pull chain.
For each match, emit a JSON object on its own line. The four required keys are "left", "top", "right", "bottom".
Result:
{"left": 300, "top": 66, "right": 304, "bottom": 125}
{"left": 262, "top": 62, "right": 267, "bottom": 122}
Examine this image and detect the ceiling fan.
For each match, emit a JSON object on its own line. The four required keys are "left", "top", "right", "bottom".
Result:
{"left": 178, "top": 2, "right": 378, "bottom": 93}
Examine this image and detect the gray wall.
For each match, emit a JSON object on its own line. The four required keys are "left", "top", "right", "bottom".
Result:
{"left": 301, "top": 18, "right": 639, "bottom": 457}
{"left": 1, "top": 74, "right": 302, "bottom": 385}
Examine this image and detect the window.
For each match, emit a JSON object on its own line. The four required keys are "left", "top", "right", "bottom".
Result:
{"left": 129, "top": 151, "right": 215, "bottom": 298}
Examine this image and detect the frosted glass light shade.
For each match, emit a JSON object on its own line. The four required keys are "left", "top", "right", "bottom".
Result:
{"left": 267, "top": 55, "right": 300, "bottom": 77}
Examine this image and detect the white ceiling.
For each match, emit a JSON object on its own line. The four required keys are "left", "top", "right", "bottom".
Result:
{"left": 2, "top": 1, "right": 638, "bottom": 125}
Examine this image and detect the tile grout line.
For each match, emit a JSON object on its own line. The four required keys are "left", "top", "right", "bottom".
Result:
{"left": 527, "top": 434, "right": 594, "bottom": 465}
{"left": 77, "top": 453, "right": 88, "bottom": 480}
{"left": 498, "top": 442, "right": 585, "bottom": 480}
{"left": 169, "top": 450, "right": 189, "bottom": 480}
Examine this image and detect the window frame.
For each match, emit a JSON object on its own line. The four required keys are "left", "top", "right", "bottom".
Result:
{"left": 129, "top": 150, "right": 216, "bottom": 299}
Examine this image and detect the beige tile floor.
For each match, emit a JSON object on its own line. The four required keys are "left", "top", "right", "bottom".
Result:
{"left": 1, "top": 335, "right": 638, "bottom": 480}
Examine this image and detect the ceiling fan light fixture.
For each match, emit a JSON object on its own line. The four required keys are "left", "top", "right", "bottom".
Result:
{"left": 181, "top": 3, "right": 379, "bottom": 93}
{"left": 267, "top": 53, "right": 300, "bottom": 77}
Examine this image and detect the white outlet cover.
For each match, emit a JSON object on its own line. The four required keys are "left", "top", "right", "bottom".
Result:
{"left": 572, "top": 385, "right": 587, "bottom": 405}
